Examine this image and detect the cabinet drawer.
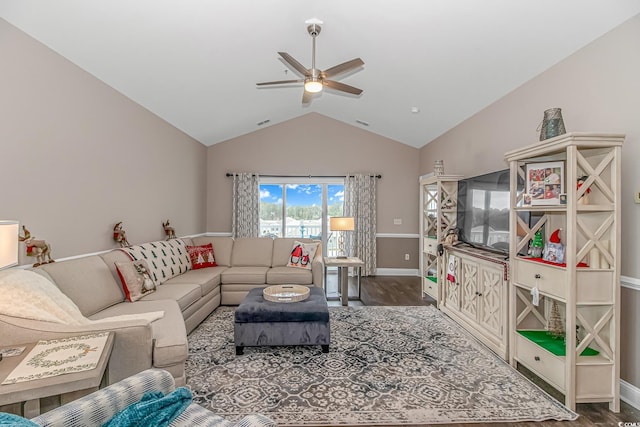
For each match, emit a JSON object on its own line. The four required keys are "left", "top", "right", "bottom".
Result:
{"left": 423, "top": 279, "right": 437, "bottom": 299}
{"left": 424, "top": 238, "right": 438, "bottom": 255}
{"left": 515, "top": 333, "right": 565, "bottom": 391}
{"left": 514, "top": 260, "right": 566, "bottom": 300}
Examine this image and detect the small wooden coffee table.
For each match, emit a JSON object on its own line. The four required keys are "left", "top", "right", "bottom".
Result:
{"left": 0, "top": 332, "right": 114, "bottom": 418}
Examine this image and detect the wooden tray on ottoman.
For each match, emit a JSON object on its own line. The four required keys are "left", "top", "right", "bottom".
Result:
{"left": 263, "top": 285, "right": 310, "bottom": 303}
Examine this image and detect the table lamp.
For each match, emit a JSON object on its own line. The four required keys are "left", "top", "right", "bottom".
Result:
{"left": 329, "top": 217, "right": 354, "bottom": 259}
{"left": 0, "top": 220, "right": 19, "bottom": 270}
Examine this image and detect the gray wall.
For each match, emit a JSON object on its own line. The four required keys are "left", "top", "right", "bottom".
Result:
{"left": 0, "top": 18, "right": 207, "bottom": 263}
{"left": 419, "top": 14, "right": 640, "bottom": 389}
{"left": 207, "top": 112, "right": 420, "bottom": 270}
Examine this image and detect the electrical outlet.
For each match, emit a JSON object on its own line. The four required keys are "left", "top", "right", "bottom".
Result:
{"left": 394, "top": 218, "right": 402, "bottom": 225}
{"left": 404, "top": 253, "right": 410, "bottom": 261}
{"left": 635, "top": 191, "right": 640, "bottom": 204}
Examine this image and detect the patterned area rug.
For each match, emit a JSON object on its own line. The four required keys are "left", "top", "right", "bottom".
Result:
{"left": 186, "top": 306, "right": 577, "bottom": 425}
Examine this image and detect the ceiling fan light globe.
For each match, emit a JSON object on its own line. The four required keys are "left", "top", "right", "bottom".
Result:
{"left": 304, "top": 80, "right": 323, "bottom": 93}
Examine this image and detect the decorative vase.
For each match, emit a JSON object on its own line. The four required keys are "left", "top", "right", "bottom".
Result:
{"left": 539, "top": 108, "right": 566, "bottom": 141}
{"left": 434, "top": 160, "right": 444, "bottom": 176}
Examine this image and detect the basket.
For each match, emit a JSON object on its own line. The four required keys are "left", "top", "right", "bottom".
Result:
{"left": 263, "top": 285, "right": 310, "bottom": 303}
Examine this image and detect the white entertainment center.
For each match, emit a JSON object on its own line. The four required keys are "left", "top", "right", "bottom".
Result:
{"left": 419, "top": 132, "right": 623, "bottom": 412}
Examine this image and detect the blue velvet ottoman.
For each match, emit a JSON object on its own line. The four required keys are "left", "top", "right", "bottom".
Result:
{"left": 234, "top": 287, "right": 330, "bottom": 355}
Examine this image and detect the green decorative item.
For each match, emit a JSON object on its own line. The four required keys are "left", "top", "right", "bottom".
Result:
{"left": 530, "top": 230, "right": 544, "bottom": 258}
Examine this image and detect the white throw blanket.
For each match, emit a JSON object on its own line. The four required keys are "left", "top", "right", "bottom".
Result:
{"left": 0, "top": 269, "right": 163, "bottom": 325}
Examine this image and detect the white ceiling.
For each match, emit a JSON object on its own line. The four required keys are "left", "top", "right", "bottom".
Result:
{"left": 2, "top": 1, "right": 639, "bottom": 148}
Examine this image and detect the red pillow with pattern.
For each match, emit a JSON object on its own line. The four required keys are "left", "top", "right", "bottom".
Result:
{"left": 187, "top": 243, "right": 218, "bottom": 269}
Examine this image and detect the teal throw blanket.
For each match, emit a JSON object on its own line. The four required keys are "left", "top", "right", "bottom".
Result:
{"left": 103, "top": 387, "right": 192, "bottom": 427}
{"left": 0, "top": 413, "right": 38, "bottom": 427}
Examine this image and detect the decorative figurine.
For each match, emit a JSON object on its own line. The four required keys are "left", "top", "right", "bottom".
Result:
{"left": 577, "top": 175, "right": 591, "bottom": 205}
{"left": 162, "top": 220, "right": 176, "bottom": 240}
{"left": 113, "top": 222, "right": 131, "bottom": 248}
{"left": 542, "top": 229, "right": 565, "bottom": 264}
{"left": 529, "top": 230, "right": 544, "bottom": 258}
{"left": 443, "top": 228, "right": 459, "bottom": 246}
{"left": 547, "top": 300, "right": 564, "bottom": 339}
{"left": 18, "top": 226, "right": 55, "bottom": 267}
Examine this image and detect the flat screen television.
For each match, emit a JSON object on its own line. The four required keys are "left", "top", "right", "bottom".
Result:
{"left": 456, "top": 169, "right": 524, "bottom": 255}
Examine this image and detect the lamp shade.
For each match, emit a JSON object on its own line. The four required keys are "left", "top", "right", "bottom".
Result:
{"left": 330, "top": 217, "right": 354, "bottom": 231}
{"left": 0, "top": 221, "right": 19, "bottom": 269}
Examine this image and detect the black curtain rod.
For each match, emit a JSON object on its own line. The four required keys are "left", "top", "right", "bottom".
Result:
{"left": 225, "top": 173, "right": 382, "bottom": 179}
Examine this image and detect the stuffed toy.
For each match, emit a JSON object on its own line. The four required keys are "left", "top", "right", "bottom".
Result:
{"left": 577, "top": 175, "right": 591, "bottom": 205}
{"left": 113, "top": 222, "right": 131, "bottom": 248}
{"left": 543, "top": 229, "right": 565, "bottom": 264}
{"left": 163, "top": 220, "right": 176, "bottom": 240}
{"left": 18, "top": 226, "right": 54, "bottom": 267}
{"left": 443, "top": 228, "right": 459, "bottom": 245}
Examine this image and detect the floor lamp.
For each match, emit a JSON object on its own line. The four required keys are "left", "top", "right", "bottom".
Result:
{"left": 329, "top": 217, "right": 354, "bottom": 259}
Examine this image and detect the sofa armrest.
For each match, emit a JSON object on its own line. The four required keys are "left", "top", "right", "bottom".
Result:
{"left": 0, "top": 315, "right": 154, "bottom": 384}
{"left": 311, "top": 256, "right": 324, "bottom": 288}
{"left": 30, "top": 369, "right": 175, "bottom": 427}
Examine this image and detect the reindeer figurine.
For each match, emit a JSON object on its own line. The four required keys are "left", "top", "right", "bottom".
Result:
{"left": 162, "top": 220, "right": 176, "bottom": 240}
{"left": 19, "top": 226, "right": 54, "bottom": 267}
{"left": 113, "top": 222, "right": 131, "bottom": 248}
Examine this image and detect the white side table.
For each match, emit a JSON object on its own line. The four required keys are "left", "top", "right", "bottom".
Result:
{"left": 324, "top": 257, "right": 364, "bottom": 306}
{"left": 0, "top": 332, "right": 114, "bottom": 418}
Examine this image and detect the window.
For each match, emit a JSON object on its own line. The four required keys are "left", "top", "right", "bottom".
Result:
{"left": 259, "top": 178, "right": 344, "bottom": 257}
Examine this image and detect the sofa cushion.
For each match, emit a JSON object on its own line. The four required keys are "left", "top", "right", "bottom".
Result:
{"left": 191, "top": 237, "right": 233, "bottom": 267}
{"left": 141, "top": 284, "right": 201, "bottom": 312}
{"left": 120, "top": 240, "right": 191, "bottom": 285}
{"left": 286, "top": 241, "right": 319, "bottom": 270}
{"left": 231, "top": 238, "right": 273, "bottom": 267}
{"left": 221, "top": 266, "right": 269, "bottom": 284}
{"left": 163, "top": 267, "right": 224, "bottom": 296}
{"left": 271, "top": 238, "right": 314, "bottom": 267}
{"left": 115, "top": 260, "right": 157, "bottom": 302}
{"left": 37, "top": 256, "right": 124, "bottom": 317}
{"left": 266, "top": 266, "right": 313, "bottom": 285}
{"left": 89, "top": 299, "right": 187, "bottom": 368}
{"left": 186, "top": 243, "right": 217, "bottom": 269}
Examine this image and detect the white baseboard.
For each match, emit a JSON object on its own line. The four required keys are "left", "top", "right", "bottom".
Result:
{"left": 621, "top": 379, "right": 640, "bottom": 410}
{"left": 375, "top": 268, "right": 420, "bottom": 276}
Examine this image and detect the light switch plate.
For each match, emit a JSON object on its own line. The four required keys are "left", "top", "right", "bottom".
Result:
{"left": 393, "top": 218, "right": 402, "bottom": 225}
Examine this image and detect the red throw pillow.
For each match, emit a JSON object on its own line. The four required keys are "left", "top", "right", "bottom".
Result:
{"left": 187, "top": 243, "right": 217, "bottom": 269}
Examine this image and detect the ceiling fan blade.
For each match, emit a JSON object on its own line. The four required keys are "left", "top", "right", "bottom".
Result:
{"left": 323, "top": 80, "right": 363, "bottom": 95}
{"left": 278, "top": 52, "right": 309, "bottom": 76}
{"left": 322, "top": 58, "right": 364, "bottom": 79}
{"left": 256, "top": 79, "right": 303, "bottom": 86}
{"left": 302, "top": 90, "right": 312, "bottom": 104}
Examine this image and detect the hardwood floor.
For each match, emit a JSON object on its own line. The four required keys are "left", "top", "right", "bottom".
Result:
{"left": 324, "top": 273, "right": 640, "bottom": 426}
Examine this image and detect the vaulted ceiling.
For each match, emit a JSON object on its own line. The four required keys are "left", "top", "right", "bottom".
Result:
{"left": 2, "top": 1, "right": 639, "bottom": 148}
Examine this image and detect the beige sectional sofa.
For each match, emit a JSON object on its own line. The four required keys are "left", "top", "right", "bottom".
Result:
{"left": 0, "top": 236, "right": 323, "bottom": 387}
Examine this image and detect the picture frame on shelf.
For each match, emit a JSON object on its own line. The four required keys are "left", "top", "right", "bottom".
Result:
{"left": 526, "top": 161, "right": 564, "bottom": 205}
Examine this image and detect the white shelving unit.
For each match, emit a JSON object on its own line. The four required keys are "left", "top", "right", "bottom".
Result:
{"left": 418, "top": 173, "right": 462, "bottom": 302}
{"left": 505, "top": 132, "right": 623, "bottom": 412}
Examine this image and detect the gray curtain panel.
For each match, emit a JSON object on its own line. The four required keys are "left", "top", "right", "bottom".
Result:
{"left": 345, "top": 174, "right": 377, "bottom": 276}
{"left": 232, "top": 173, "right": 260, "bottom": 238}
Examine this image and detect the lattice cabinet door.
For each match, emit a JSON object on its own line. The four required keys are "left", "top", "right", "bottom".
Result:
{"left": 478, "top": 266, "right": 504, "bottom": 338}
{"left": 459, "top": 260, "right": 479, "bottom": 320}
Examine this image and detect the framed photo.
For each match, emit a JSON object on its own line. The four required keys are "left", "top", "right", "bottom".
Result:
{"left": 526, "top": 161, "right": 564, "bottom": 205}
{"left": 522, "top": 193, "right": 532, "bottom": 207}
